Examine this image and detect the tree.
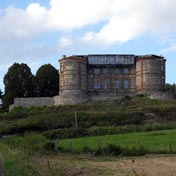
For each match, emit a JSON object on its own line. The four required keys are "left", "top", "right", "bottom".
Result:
{"left": 165, "top": 83, "right": 176, "bottom": 93}
{"left": 34, "top": 64, "right": 59, "bottom": 97}
{"left": 0, "top": 89, "right": 2, "bottom": 100}
{"left": 3, "top": 63, "right": 34, "bottom": 110}
{"left": 0, "top": 89, "right": 3, "bottom": 108}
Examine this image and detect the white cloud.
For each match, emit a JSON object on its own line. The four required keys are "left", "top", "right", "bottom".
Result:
{"left": 83, "top": 0, "right": 176, "bottom": 45}
{"left": 1, "top": 0, "right": 176, "bottom": 45}
{"left": 26, "top": 3, "right": 47, "bottom": 18}
{"left": 58, "top": 37, "right": 72, "bottom": 48}
{"left": 47, "top": 0, "right": 109, "bottom": 30}
{"left": 83, "top": 16, "right": 145, "bottom": 44}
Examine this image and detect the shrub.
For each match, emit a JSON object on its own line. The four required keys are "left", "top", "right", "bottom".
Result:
{"left": 21, "top": 133, "right": 46, "bottom": 155}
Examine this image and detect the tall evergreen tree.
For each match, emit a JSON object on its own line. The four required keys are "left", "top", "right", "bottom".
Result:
{"left": 34, "top": 64, "right": 59, "bottom": 97}
{"left": 0, "top": 89, "right": 2, "bottom": 100}
{"left": 3, "top": 63, "right": 34, "bottom": 110}
{"left": 0, "top": 89, "right": 2, "bottom": 107}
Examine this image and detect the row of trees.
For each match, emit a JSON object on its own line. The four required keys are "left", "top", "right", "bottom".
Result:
{"left": 2, "top": 63, "right": 59, "bottom": 110}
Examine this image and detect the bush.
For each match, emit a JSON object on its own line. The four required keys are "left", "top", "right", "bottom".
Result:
{"left": 105, "top": 143, "right": 122, "bottom": 155}
{"left": 42, "top": 141, "right": 57, "bottom": 154}
{"left": 21, "top": 133, "right": 45, "bottom": 155}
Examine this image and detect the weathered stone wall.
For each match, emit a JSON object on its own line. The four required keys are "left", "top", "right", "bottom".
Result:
{"left": 148, "top": 92, "right": 175, "bottom": 100}
{"left": 136, "top": 56, "right": 165, "bottom": 94}
{"left": 59, "top": 56, "right": 87, "bottom": 91}
{"left": 14, "top": 97, "right": 54, "bottom": 107}
{"left": 54, "top": 90, "right": 89, "bottom": 105}
{"left": 90, "top": 92, "right": 136, "bottom": 101}
{"left": 56, "top": 56, "right": 88, "bottom": 105}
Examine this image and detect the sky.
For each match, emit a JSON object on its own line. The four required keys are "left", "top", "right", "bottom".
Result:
{"left": 0, "top": 0, "right": 176, "bottom": 92}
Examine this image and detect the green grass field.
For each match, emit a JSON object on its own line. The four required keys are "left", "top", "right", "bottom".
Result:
{"left": 59, "top": 129, "right": 176, "bottom": 153}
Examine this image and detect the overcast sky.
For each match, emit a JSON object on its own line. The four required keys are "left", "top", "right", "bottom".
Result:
{"left": 0, "top": 0, "right": 176, "bottom": 92}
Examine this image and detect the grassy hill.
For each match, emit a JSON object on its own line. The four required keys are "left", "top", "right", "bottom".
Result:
{"left": 0, "top": 96, "right": 176, "bottom": 175}
{"left": 0, "top": 96, "right": 176, "bottom": 138}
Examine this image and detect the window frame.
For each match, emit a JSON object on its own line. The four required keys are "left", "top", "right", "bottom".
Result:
{"left": 115, "top": 80, "right": 120, "bottom": 89}
{"left": 94, "top": 68, "right": 100, "bottom": 75}
{"left": 124, "top": 79, "right": 129, "bottom": 89}
{"left": 94, "top": 80, "right": 100, "bottom": 89}
{"left": 124, "top": 68, "right": 129, "bottom": 74}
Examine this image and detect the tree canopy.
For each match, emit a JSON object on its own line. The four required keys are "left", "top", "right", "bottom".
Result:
{"left": 0, "top": 89, "right": 2, "bottom": 99}
{"left": 3, "top": 63, "right": 34, "bottom": 110}
{"left": 0, "top": 89, "right": 2, "bottom": 107}
{"left": 34, "top": 64, "right": 59, "bottom": 97}
{"left": 165, "top": 83, "right": 176, "bottom": 93}
{"left": 2, "top": 63, "right": 59, "bottom": 111}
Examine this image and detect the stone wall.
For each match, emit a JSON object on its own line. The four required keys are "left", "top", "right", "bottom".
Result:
{"left": 136, "top": 56, "right": 165, "bottom": 94}
{"left": 54, "top": 90, "right": 88, "bottom": 105}
{"left": 147, "top": 92, "right": 175, "bottom": 100}
{"left": 14, "top": 97, "right": 54, "bottom": 107}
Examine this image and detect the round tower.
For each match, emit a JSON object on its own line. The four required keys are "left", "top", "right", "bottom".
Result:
{"left": 54, "top": 56, "right": 88, "bottom": 105}
{"left": 136, "top": 55, "right": 166, "bottom": 94}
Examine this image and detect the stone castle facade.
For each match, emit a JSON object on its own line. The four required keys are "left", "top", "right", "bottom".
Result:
{"left": 12, "top": 54, "right": 174, "bottom": 108}
{"left": 54, "top": 54, "right": 167, "bottom": 105}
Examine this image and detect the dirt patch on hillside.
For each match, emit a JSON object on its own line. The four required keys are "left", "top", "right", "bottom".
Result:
{"left": 36, "top": 155, "right": 176, "bottom": 176}
{"left": 93, "top": 155, "right": 176, "bottom": 176}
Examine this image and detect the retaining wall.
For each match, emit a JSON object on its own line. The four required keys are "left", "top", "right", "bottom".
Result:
{"left": 147, "top": 92, "right": 175, "bottom": 100}
{"left": 14, "top": 97, "right": 54, "bottom": 107}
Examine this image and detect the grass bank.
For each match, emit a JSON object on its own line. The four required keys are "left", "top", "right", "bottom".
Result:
{"left": 59, "top": 129, "right": 176, "bottom": 155}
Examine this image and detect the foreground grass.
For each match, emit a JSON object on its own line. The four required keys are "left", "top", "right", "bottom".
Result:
{"left": 1, "top": 143, "right": 176, "bottom": 176}
{"left": 2, "top": 129, "right": 176, "bottom": 175}
{"left": 0, "top": 143, "right": 39, "bottom": 176}
{"left": 59, "top": 129, "right": 176, "bottom": 153}
{"left": 0, "top": 143, "right": 125, "bottom": 176}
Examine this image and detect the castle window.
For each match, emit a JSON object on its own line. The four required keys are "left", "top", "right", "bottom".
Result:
{"left": 124, "top": 68, "right": 129, "bottom": 74}
{"left": 124, "top": 80, "right": 129, "bottom": 89}
{"left": 103, "top": 79, "right": 108, "bottom": 89}
{"left": 103, "top": 68, "right": 108, "bottom": 75}
{"left": 115, "top": 80, "right": 120, "bottom": 89}
{"left": 161, "top": 64, "right": 164, "bottom": 71}
{"left": 94, "top": 80, "right": 100, "bottom": 89}
{"left": 115, "top": 68, "right": 119, "bottom": 74}
{"left": 94, "top": 68, "right": 100, "bottom": 75}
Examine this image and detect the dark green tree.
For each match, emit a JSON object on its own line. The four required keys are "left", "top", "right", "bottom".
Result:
{"left": 3, "top": 63, "right": 34, "bottom": 110}
{"left": 34, "top": 64, "right": 59, "bottom": 97}
{"left": 0, "top": 89, "right": 2, "bottom": 108}
{"left": 165, "top": 83, "right": 176, "bottom": 93}
{"left": 0, "top": 89, "right": 2, "bottom": 100}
